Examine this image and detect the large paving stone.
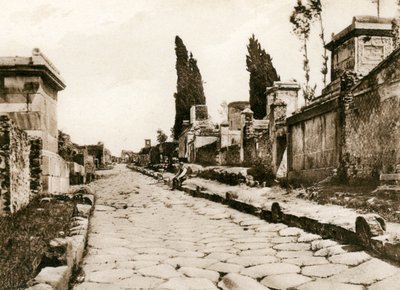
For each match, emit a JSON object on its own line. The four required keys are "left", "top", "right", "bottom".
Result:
{"left": 115, "top": 275, "right": 165, "bottom": 288}
{"left": 165, "top": 257, "right": 218, "bottom": 268}
{"left": 137, "top": 264, "right": 182, "bottom": 279}
{"left": 158, "top": 277, "right": 219, "bottom": 290}
{"left": 238, "top": 248, "right": 277, "bottom": 256}
{"left": 298, "top": 233, "right": 322, "bottom": 242}
{"left": 276, "top": 250, "right": 313, "bottom": 258}
{"left": 314, "top": 245, "right": 346, "bottom": 257}
{"left": 297, "top": 280, "right": 364, "bottom": 290}
{"left": 208, "top": 262, "right": 243, "bottom": 273}
{"left": 273, "top": 242, "right": 311, "bottom": 251}
{"left": 227, "top": 255, "right": 279, "bottom": 267}
{"left": 329, "top": 258, "right": 400, "bottom": 285}
{"left": 218, "top": 273, "right": 270, "bottom": 290}
{"left": 302, "top": 264, "right": 348, "bottom": 278}
{"left": 74, "top": 282, "right": 123, "bottom": 290}
{"left": 240, "top": 263, "right": 300, "bottom": 278}
{"left": 279, "top": 227, "right": 305, "bottom": 236}
{"left": 206, "top": 252, "right": 236, "bottom": 261}
{"left": 311, "top": 240, "right": 337, "bottom": 251}
{"left": 35, "top": 266, "right": 70, "bottom": 290}
{"left": 178, "top": 266, "right": 220, "bottom": 282}
{"left": 85, "top": 269, "right": 135, "bottom": 283}
{"left": 87, "top": 237, "right": 130, "bottom": 249}
{"left": 327, "top": 251, "right": 372, "bottom": 266}
{"left": 269, "top": 236, "right": 298, "bottom": 244}
{"left": 284, "top": 256, "right": 329, "bottom": 266}
{"left": 369, "top": 272, "right": 400, "bottom": 290}
{"left": 234, "top": 242, "right": 271, "bottom": 251}
{"left": 261, "top": 273, "right": 312, "bottom": 289}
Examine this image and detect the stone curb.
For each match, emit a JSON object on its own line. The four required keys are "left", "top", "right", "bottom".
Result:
{"left": 129, "top": 165, "right": 400, "bottom": 264}
{"left": 26, "top": 190, "right": 95, "bottom": 290}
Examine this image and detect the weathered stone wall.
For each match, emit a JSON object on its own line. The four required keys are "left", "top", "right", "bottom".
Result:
{"left": 195, "top": 141, "right": 217, "bottom": 166}
{"left": 343, "top": 48, "right": 400, "bottom": 184}
{"left": 219, "top": 145, "right": 241, "bottom": 166}
{"left": 29, "top": 137, "right": 42, "bottom": 195}
{"left": 243, "top": 133, "right": 272, "bottom": 167}
{"left": 0, "top": 115, "right": 31, "bottom": 214}
{"left": 287, "top": 99, "right": 340, "bottom": 184}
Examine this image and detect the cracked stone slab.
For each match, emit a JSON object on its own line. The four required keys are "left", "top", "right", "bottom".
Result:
{"left": 329, "top": 258, "right": 400, "bottom": 285}
{"left": 368, "top": 272, "right": 400, "bottom": 290}
{"left": 218, "top": 273, "right": 270, "bottom": 290}
{"left": 158, "top": 277, "right": 219, "bottom": 290}
{"left": 240, "top": 263, "right": 301, "bottom": 278}
{"left": 261, "top": 273, "right": 312, "bottom": 289}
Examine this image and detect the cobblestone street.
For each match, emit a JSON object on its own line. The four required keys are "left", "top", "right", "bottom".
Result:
{"left": 74, "top": 165, "right": 400, "bottom": 290}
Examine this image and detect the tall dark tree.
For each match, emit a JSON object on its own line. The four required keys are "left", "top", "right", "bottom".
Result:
{"left": 173, "top": 36, "right": 206, "bottom": 140}
{"left": 246, "top": 34, "right": 280, "bottom": 119}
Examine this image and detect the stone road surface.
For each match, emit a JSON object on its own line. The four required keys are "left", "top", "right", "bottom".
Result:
{"left": 73, "top": 165, "right": 400, "bottom": 290}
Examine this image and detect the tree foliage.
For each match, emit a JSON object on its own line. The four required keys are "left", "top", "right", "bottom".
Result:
{"left": 290, "top": 0, "right": 315, "bottom": 103}
{"left": 156, "top": 129, "right": 168, "bottom": 144}
{"left": 173, "top": 36, "right": 206, "bottom": 140}
{"left": 246, "top": 34, "right": 280, "bottom": 119}
{"left": 308, "top": 0, "right": 328, "bottom": 87}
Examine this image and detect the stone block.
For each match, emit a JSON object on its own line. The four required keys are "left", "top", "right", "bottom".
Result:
{"left": 34, "top": 266, "right": 70, "bottom": 290}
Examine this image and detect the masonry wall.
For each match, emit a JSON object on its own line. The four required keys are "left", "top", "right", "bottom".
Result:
{"left": 243, "top": 133, "right": 272, "bottom": 167}
{"left": 219, "top": 144, "right": 241, "bottom": 166}
{"left": 343, "top": 49, "right": 400, "bottom": 183}
{"left": 29, "top": 137, "right": 42, "bottom": 195}
{"left": 287, "top": 99, "right": 340, "bottom": 184}
{"left": 195, "top": 142, "right": 217, "bottom": 166}
{"left": 0, "top": 116, "right": 31, "bottom": 215}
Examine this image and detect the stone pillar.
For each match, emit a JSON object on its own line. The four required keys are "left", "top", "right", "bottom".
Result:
{"left": 240, "top": 108, "right": 254, "bottom": 163}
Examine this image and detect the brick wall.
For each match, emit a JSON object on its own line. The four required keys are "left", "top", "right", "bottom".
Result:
{"left": 0, "top": 115, "right": 31, "bottom": 214}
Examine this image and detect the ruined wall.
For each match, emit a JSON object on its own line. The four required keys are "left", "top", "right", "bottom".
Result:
{"left": 219, "top": 144, "right": 241, "bottom": 166}
{"left": 0, "top": 115, "right": 31, "bottom": 215}
{"left": 287, "top": 99, "right": 340, "bottom": 184}
{"left": 195, "top": 141, "right": 217, "bottom": 166}
{"left": 29, "top": 137, "right": 42, "bottom": 195}
{"left": 343, "top": 49, "right": 400, "bottom": 183}
{"left": 243, "top": 133, "right": 272, "bottom": 167}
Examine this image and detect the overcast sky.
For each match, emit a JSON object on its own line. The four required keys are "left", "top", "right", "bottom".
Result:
{"left": 0, "top": 0, "right": 397, "bottom": 155}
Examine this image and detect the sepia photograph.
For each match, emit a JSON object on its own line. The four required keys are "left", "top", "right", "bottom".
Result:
{"left": 0, "top": 0, "right": 399, "bottom": 289}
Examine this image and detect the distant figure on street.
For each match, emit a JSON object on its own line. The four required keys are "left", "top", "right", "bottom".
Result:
{"left": 172, "top": 162, "right": 187, "bottom": 190}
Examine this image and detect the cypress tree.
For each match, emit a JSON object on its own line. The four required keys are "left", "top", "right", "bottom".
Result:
{"left": 246, "top": 35, "right": 280, "bottom": 119}
{"left": 173, "top": 36, "right": 206, "bottom": 140}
